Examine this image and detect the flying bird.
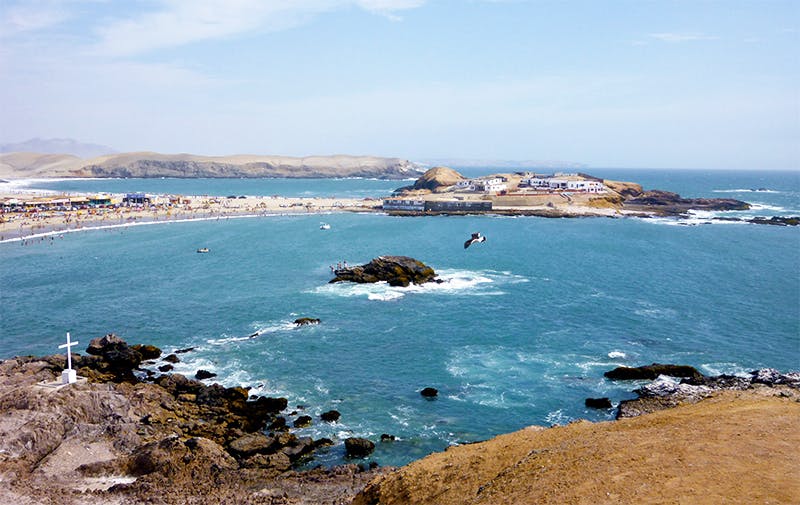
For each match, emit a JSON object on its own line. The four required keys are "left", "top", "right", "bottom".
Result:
{"left": 464, "top": 232, "right": 486, "bottom": 249}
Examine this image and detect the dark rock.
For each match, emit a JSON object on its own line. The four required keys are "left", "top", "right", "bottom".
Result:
{"left": 269, "top": 416, "right": 288, "bottom": 431}
{"left": 227, "top": 433, "right": 276, "bottom": 458}
{"left": 314, "top": 438, "right": 334, "bottom": 448}
{"left": 131, "top": 344, "right": 162, "bottom": 360}
{"left": 281, "top": 436, "right": 315, "bottom": 462}
{"left": 174, "top": 347, "right": 195, "bottom": 354}
{"left": 158, "top": 364, "right": 174, "bottom": 372}
{"left": 747, "top": 216, "right": 800, "bottom": 226}
{"left": 624, "top": 190, "right": 750, "bottom": 214}
{"left": 85, "top": 333, "right": 127, "bottom": 356}
{"left": 751, "top": 368, "right": 800, "bottom": 386}
{"left": 195, "top": 369, "right": 217, "bottom": 380}
{"left": 380, "top": 434, "right": 396, "bottom": 442}
{"left": 320, "top": 410, "right": 341, "bottom": 422}
{"left": 681, "top": 374, "right": 752, "bottom": 390}
{"left": 420, "top": 387, "right": 438, "bottom": 397}
{"left": 585, "top": 397, "right": 612, "bottom": 409}
{"left": 293, "top": 415, "right": 313, "bottom": 428}
{"left": 294, "top": 317, "right": 321, "bottom": 326}
{"left": 253, "top": 396, "right": 288, "bottom": 413}
{"left": 163, "top": 354, "right": 180, "bottom": 363}
{"left": 329, "top": 256, "right": 437, "bottom": 287}
{"left": 604, "top": 363, "right": 704, "bottom": 381}
{"left": 345, "top": 437, "right": 375, "bottom": 458}
{"left": 128, "top": 435, "right": 236, "bottom": 477}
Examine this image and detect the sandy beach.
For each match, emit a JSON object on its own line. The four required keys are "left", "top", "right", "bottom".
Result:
{"left": 0, "top": 190, "right": 382, "bottom": 242}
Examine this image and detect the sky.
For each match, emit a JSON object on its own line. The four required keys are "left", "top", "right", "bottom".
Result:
{"left": 0, "top": 0, "right": 798, "bottom": 169}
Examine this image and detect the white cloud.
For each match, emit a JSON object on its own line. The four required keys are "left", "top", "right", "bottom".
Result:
{"left": 0, "top": 1, "right": 71, "bottom": 37}
{"left": 648, "top": 32, "right": 719, "bottom": 43}
{"left": 91, "top": 0, "right": 427, "bottom": 56}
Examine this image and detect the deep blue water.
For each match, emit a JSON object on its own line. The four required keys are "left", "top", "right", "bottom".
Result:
{"left": 1, "top": 169, "right": 798, "bottom": 467}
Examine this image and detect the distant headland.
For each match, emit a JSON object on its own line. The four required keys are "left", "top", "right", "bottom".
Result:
{"left": 0, "top": 151, "right": 422, "bottom": 180}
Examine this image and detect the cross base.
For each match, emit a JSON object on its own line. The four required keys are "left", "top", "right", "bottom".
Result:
{"left": 61, "top": 369, "right": 77, "bottom": 384}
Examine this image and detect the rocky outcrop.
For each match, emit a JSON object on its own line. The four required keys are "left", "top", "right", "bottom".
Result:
{"left": 0, "top": 339, "right": 389, "bottom": 504}
{"left": 420, "top": 387, "right": 438, "bottom": 398}
{"left": 615, "top": 368, "right": 800, "bottom": 419}
{"left": 321, "top": 410, "right": 341, "bottom": 422}
{"left": 329, "top": 255, "right": 437, "bottom": 287}
{"left": 584, "top": 397, "right": 612, "bottom": 409}
{"left": 294, "top": 317, "right": 321, "bottom": 326}
{"left": 604, "top": 363, "right": 704, "bottom": 381}
{"left": 393, "top": 166, "right": 465, "bottom": 195}
{"left": 623, "top": 190, "right": 750, "bottom": 214}
{"left": 345, "top": 437, "right": 376, "bottom": 458}
{"left": 715, "top": 215, "right": 800, "bottom": 226}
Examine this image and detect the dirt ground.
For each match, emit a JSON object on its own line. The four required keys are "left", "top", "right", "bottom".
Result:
{"left": 354, "top": 386, "right": 800, "bottom": 505}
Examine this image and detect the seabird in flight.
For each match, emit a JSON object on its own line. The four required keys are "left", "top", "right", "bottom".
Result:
{"left": 464, "top": 232, "right": 486, "bottom": 249}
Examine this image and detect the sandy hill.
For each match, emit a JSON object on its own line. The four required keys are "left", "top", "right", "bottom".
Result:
{"left": 0, "top": 152, "right": 422, "bottom": 180}
{"left": 354, "top": 387, "right": 800, "bottom": 505}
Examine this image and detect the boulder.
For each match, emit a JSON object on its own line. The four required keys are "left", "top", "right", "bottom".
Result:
{"left": 128, "top": 436, "right": 236, "bottom": 477}
{"left": 228, "top": 433, "right": 276, "bottom": 458}
{"left": 380, "top": 434, "right": 396, "bottom": 442}
{"left": 163, "top": 353, "right": 180, "bottom": 363}
{"left": 345, "top": 437, "right": 375, "bottom": 458}
{"left": 158, "top": 364, "right": 173, "bottom": 372}
{"left": 293, "top": 415, "right": 313, "bottom": 428}
{"left": 321, "top": 410, "right": 341, "bottom": 422}
{"left": 585, "top": 397, "right": 612, "bottom": 409}
{"left": 330, "top": 256, "right": 437, "bottom": 287}
{"left": 85, "top": 333, "right": 127, "bottom": 356}
{"left": 131, "top": 344, "right": 162, "bottom": 360}
{"left": 294, "top": 317, "right": 321, "bottom": 326}
{"left": 420, "top": 387, "right": 438, "bottom": 398}
{"left": 604, "top": 363, "right": 703, "bottom": 381}
{"left": 195, "top": 369, "right": 217, "bottom": 380}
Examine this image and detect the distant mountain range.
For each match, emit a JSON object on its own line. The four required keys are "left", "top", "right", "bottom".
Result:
{"left": 0, "top": 138, "right": 117, "bottom": 159}
{"left": 0, "top": 150, "right": 422, "bottom": 180}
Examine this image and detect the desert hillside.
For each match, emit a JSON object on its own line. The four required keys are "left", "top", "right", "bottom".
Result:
{"left": 0, "top": 152, "right": 422, "bottom": 180}
{"left": 354, "top": 387, "right": 800, "bottom": 505}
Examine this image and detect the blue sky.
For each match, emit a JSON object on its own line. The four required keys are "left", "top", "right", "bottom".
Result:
{"left": 0, "top": 0, "right": 797, "bottom": 169}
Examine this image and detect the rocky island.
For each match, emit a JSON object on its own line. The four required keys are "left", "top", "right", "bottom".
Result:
{"left": 329, "top": 256, "right": 438, "bottom": 287}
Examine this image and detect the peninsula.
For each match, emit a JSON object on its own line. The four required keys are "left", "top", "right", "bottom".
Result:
{"left": 2, "top": 163, "right": 794, "bottom": 242}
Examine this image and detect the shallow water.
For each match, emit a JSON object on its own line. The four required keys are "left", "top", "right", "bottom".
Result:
{"left": 1, "top": 169, "right": 798, "bottom": 467}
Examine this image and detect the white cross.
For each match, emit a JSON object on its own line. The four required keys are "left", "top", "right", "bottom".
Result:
{"left": 58, "top": 332, "right": 79, "bottom": 371}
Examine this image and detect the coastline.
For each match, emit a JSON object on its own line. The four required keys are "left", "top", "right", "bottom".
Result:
{"left": 1, "top": 343, "right": 797, "bottom": 504}
{"left": 0, "top": 190, "right": 381, "bottom": 242}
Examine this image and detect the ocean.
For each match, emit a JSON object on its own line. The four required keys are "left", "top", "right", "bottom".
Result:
{"left": 1, "top": 169, "right": 798, "bottom": 467}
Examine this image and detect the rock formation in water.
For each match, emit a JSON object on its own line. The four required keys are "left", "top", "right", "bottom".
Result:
{"left": 329, "top": 255, "right": 437, "bottom": 287}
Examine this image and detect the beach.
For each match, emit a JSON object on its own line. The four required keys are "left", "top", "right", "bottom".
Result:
{"left": 0, "top": 190, "right": 382, "bottom": 242}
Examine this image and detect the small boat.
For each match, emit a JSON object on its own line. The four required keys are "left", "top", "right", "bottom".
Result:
{"left": 319, "top": 223, "right": 331, "bottom": 230}
{"left": 196, "top": 247, "right": 210, "bottom": 253}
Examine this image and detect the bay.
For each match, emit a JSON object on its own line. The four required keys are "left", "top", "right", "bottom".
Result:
{"left": 1, "top": 169, "right": 798, "bottom": 467}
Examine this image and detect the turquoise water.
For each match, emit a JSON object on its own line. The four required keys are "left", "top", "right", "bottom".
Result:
{"left": 1, "top": 169, "right": 798, "bottom": 467}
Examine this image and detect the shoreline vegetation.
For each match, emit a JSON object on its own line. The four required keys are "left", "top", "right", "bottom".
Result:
{"left": 1, "top": 336, "right": 797, "bottom": 504}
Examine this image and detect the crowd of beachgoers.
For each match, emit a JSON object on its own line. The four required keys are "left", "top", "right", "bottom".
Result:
{"left": 0, "top": 191, "right": 381, "bottom": 242}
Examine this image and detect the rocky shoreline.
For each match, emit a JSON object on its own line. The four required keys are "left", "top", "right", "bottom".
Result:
{"left": 0, "top": 334, "right": 387, "bottom": 504}
{"left": 1, "top": 335, "right": 797, "bottom": 504}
